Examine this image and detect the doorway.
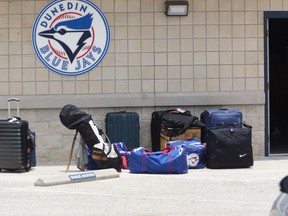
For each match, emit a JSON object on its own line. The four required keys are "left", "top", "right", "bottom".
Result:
{"left": 264, "top": 12, "right": 288, "bottom": 155}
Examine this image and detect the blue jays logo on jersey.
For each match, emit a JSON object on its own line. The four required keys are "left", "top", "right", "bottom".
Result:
{"left": 32, "top": 0, "right": 110, "bottom": 76}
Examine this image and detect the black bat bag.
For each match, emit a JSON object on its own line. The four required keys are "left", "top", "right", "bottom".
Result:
{"left": 206, "top": 125, "right": 253, "bottom": 169}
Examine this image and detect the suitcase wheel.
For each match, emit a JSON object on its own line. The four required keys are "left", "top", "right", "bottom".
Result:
{"left": 25, "top": 160, "right": 32, "bottom": 172}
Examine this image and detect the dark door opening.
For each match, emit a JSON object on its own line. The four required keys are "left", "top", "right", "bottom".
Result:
{"left": 268, "top": 18, "right": 288, "bottom": 154}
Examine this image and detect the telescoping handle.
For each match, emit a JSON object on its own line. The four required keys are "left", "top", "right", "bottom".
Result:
{"left": 8, "top": 98, "right": 20, "bottom": 118}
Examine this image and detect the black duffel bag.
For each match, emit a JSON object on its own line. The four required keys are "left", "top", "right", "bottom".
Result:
{"left": 206, "top": 124, "right": 253, "bottom": 169}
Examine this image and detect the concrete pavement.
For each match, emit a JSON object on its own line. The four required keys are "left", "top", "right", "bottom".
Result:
{"left": 0, "top": 157, "right": 287, "bottom": 216}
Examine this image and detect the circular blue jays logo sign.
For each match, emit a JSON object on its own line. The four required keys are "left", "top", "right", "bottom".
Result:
{"left": 32, "top": 0, "right": 110, "bottom": 76}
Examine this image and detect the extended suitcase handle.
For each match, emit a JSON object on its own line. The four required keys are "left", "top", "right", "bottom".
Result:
{"left": 8, "top": 98, "right": 20, "bottom": 118}
{"left": 8, "top": 98, "right": 20, "bottom": 102}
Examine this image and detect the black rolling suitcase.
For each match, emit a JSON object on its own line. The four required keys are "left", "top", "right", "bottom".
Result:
{"left": 105, "top": 111, "right": 140, "bottom": 149}
{"left": 0, "top": 98, "right": 32, "bottom": 172}
{"left": 150, "top": 109, "right": 190, "bottom": 151}
{"left": 151, "top": 110, "right": 173, "bottom": 151}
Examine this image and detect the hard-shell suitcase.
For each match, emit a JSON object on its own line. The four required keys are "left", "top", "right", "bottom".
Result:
{"left": 0, "top": 98, "right": 32, "bottom": 172}
{"left": 105, "top": 111, "right": 140, "bottom": 150}
{"left": 201, "top": 108, "right": 242, "bottom": 142}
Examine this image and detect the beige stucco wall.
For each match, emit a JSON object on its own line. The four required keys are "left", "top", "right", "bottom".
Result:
{"left": 0, "top": 0, "right": 276, "bottom": 161}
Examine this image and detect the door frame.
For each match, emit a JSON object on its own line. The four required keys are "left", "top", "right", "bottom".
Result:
{"left": 264, "top": 11, "right": 288, "bottom": 156}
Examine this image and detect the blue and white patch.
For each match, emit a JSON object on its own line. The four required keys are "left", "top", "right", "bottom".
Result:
{"left": 32, "top": 0, "right": 110, "bottom": 76}
{"left": 187, "top": 153, "right": 200, "bottom": 167}
{"left": 69, "top": 172, "right": 96, "bottom": 181}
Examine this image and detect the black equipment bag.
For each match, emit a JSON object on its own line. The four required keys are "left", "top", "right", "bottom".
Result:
{"left": 206, "top": 124, "right": 253, "bottom": 169}
{"left": 59, "top": 104, "right": 104, "bottom": 149}
{"left": 60, "top": 104, "right": 122, "bottom": 171}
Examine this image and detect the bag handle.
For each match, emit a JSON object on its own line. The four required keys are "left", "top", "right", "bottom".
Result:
{"left": 8, "top": 98, "right": 20, "bottom": 118}
{"left": 142, "top": 148, "right": 172, "bottom": 156}
{"left": 216, "top": 121, "right": 239, "bottom": 127}
{"left": 243, "top": 122, "right": 252, "bottom": 128}
{"left": 209, "top": 122, "right": 252, "bottom": 130}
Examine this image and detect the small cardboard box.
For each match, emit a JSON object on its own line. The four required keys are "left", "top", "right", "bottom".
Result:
{"left": 160, "top": 127, "right": 201, "bottom": 150}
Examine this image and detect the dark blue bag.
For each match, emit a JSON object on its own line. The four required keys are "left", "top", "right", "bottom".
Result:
{"left": 201, "top": 109, "right": 242, "bottom": 129}
{"left": 129, "top": 146, "right": 188, "bottom": 174}
{"left": 167, "top": 138, "right": 206, "bottom": 169}
{"left": 28, "top": 130, "right": 36, "bottom": 167}
{"left": 201, "top": 108, "right": 242, "bottom": 142}
{"left": 86, "top": 146, "right": 98, "bottom": 170}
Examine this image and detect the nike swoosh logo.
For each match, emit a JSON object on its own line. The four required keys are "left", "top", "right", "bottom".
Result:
{"left": 239, "top": 154, "right": 247, "bottom": 158}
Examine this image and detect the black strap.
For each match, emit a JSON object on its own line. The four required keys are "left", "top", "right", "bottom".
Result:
{"left": 177, "top": 116, "right": 194, "bottom": 135}
{"left": 243, "top": 122, "right": 252, "bottom": 128}
{"left": 100, "top": 142, "right": 112, "bottom": 156}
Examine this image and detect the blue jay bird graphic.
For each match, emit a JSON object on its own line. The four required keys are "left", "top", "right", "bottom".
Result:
{"left": 39, "top": 13, "right": 93, "bottom": 63}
